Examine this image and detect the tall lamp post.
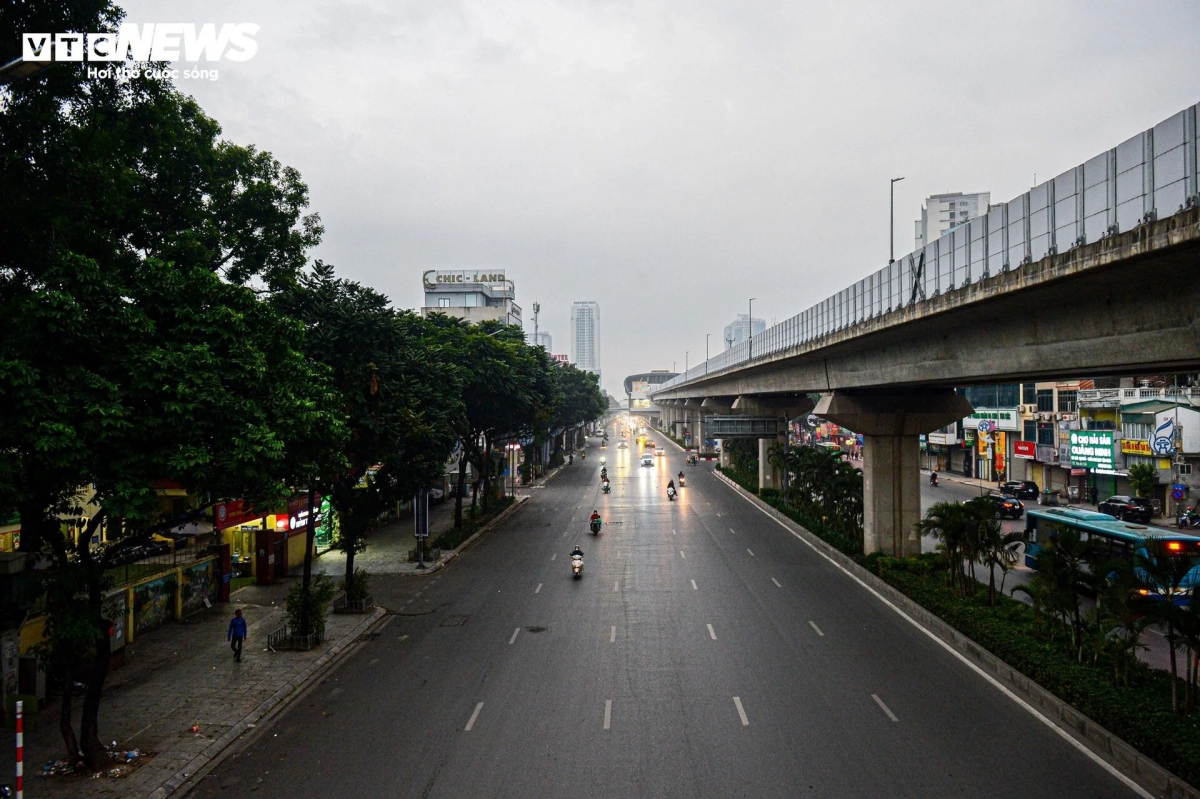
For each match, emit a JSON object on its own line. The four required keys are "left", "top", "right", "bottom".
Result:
{"left": 748, "top": 298, "right": 756, "bottom": 360}
{"left": 705, "top": 333, "right": 710, "bottom": 375}
{"left": 890, "top": 176, "right": 905, "bottom": 264}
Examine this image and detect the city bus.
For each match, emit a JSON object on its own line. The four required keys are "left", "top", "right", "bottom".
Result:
{"left": 1024, "top": 506, "right": 1200, "bottom": 604}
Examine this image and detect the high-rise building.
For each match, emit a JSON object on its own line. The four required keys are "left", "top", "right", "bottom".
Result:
{"left": 420, "top": 270, "right": 522, "bottom": 326}
{"left": 723, "top": 314, "right": 766, "bottom": 350}
{"left": 914, "top": 191, "right": 991, "bottom": 250}
{"left": 570, "top": 301, "right": 600, "bottom": 384}
{"left": 530, "top": 331, "right": 552, "bottom": 351}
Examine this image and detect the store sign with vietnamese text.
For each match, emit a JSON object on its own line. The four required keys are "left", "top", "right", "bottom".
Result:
{"left": 1013, "top": 440, "right": 1036, "bottom": 459}
{"left": 1069, "top": 430, "right": 1115, "bottom": 472}
{"left": 1121, "top": 439, "right": 1153, "bottom": 456}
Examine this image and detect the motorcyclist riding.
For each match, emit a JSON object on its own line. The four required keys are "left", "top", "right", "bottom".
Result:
{"left": 929, "top": 471, "right": 939, "bottom": 487}
{"left": 571, "top": 545, "right": 584, "bottom": 558}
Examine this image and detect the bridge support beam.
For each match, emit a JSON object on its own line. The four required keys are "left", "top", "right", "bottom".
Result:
{"left": 814, "top": 390, "right": 973, "bottom": 557}
{"left": 758, "top": 435, "right": 785, "bottom": 491}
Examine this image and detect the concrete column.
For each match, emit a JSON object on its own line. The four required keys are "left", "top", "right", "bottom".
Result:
{"left": 757, "top": 435, "right": 786, "bottom": 491}
{"left": 719, "top": 441, "right": 731, "bottom": 468}
{"left": 694, "top": 414, "right": 704, "bottom": 452}
{"left": 814, "top": 390, "right": 973, "bottom": 557}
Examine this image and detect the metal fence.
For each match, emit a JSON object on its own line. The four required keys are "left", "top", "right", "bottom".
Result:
{"left": 658, "top": 102, "right": 1200, "bottom": 393}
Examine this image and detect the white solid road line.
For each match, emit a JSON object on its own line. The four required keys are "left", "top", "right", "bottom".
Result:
{"left": 872, "top": 694, "right": 899, "bottom": 722}
{"left": 732, "top": 483, "right": 1156, "bottom": 799}
{"left": 610, "top": 625, "right": 616, "bottom": 642}
{"left": 509, "top": 628, "right": 520, "bottom": 645}
{"left": 747, "top": 548, "right": 755, "bottom": 557}
{"left": 604, "top": 699, "right": 612, "bottom": 730}
{"left": 733, "top": 696, "right": 749, "bottom": 726}
{"left": 809, "top": 620, "right": 825, "bottom": 637}
{"left": 771, "top": 577, "right": 782, "bottom": 588}
{"left": 707, "top": 623, "right": 717, "bottom": 640}
{"left": 691, "top": 579, "right": 698, "bottom": 590}
{"left": 535, "top": 583, "right": 543, "bottom": 594}
{"left": 465, "top": 702, "right": 484, "bottom": 731}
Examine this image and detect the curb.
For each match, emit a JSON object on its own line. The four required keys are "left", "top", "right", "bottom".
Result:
{"left": 155, "top": 606, "right": 387, "bottom": 799}
{"left": 711, "top": 468, "right": 1198, "bottom": 799}
{"left": 409, "top": 494, "right": 531, "bottom": 576}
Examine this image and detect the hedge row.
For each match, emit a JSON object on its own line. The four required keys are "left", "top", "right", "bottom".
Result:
{"left": 868, "top": 554, "right": 1200, "bottom": 788}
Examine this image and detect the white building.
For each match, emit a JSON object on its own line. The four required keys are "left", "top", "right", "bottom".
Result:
{"left": 420, "top": 270, "right": 522, "bottom": 326}
{"left": 530, "top": 331, "right": 552, "bottom": 351}
{"left": 723, "top": 314, "right": 765, "bottom": 349}
{"left": 570, "top": 301, "right": 600, "bottom": 383}
{"left": 914, "top": 191, "right": 991, "bottom": 250}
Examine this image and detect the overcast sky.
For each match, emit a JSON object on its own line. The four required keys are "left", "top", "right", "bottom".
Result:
{"left": 120, "top": 0, "right": 1200, "bottom": 396}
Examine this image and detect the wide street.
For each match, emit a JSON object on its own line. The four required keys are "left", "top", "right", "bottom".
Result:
{"left": 184, "top": 426, "right": 1144, "bottom": 799}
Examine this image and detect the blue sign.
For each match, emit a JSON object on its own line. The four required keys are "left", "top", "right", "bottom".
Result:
{"left": 1172, "top": 483, "right": 1187, "bottom": 501}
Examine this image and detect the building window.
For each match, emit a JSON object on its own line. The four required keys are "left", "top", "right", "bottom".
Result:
{"left": 1036, "top": 389, "right": 1054, "bottom": 412}
{"left": 1179, "top": 463, "right": 1193, "bottom": 475}
{"left": 1037, "top": 423, "right": 1055, "bottom": 446}
{"left": 438, "top": 298, "right": 451, "bottom": 307}
{"left": 1023, "top": 420, "right": 1036, "bottom": 441}
{"left": 1057, "top": 390, "right": 1077, "bottom": 413}
{"left": 1022, "top": 383, "right": 1037, "bottom": 405}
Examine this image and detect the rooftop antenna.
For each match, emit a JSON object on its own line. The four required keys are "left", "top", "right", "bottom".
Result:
{"left": 532, "top": 301, "right": 540, "bottom": 345}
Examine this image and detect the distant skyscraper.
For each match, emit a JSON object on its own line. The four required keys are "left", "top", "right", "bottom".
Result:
{"left": 723, "top": 314, "right": 765, "bottom": 350}
{"left": 530, "top": 331, "right": 552, "bottom": 350}
{"left": 570, "top": 301, "right": 600, "bottom": 384}
{"left": 914, "top": 191, "right": 991, "bottom": 250}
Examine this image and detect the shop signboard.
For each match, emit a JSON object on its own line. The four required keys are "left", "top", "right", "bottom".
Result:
{"left": 1150, "top": 418, "right": 1176, "bottom": 456}
{"left": 1035, "top": 444, "right": 1058, "bottom": 464}
{"left": 1069, "top": 430, "right": 1115, "bottom": 472}
{"left": 214, "top": 500, "right": 258, "bottom": 531}
{"left": 1121, "top": 439, "right": 1153, "bottom": 456}
{"left": 1013, "top": 440, "right": 1036, "bottom": 459}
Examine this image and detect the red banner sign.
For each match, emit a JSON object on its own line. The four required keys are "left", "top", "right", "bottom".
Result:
{"left": 1013, "top": 440, "right": 1036, "bottom": 459}
{"left": 214, "top": 500, "right": 258, "bottom": 531}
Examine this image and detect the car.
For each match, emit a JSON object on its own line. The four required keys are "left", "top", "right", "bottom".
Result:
{"left": 1000, "top": 480, "right": 1040, "bottom": 500}
{"left": 641, "top": 454, "right": 654, "bottom": 466}
{"left": 1098, "top": 495, "right": 1154, "bottom": 523}
{"left": 618, "top": 441, "right": 627, "bottom": 449}
{"left": 655, "top": 447, "right": 665, "bottom": 456}
{"left": 986, "top": 493, "right": 1025, "bottom": 520}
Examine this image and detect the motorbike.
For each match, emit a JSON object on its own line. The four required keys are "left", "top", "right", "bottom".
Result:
{"left": 678, "top": 474, "right": 686, "bottom": 487}
{"left": 686, "top": 454, "right": 698, "bottom": 465}
{"left": 601, "top": 482, "right": 610, "bottom": 494}
{"left": 590, "top": 517, "right": 602, "bottom": 534}
{"left": 667, "top": 487, "right": 677, "bottom": 501}
{"left": 1178, "top": 507, "right": 1200, "bottom": 528}
{"left": 929, "top": 474, "right": 939, "bottom": 488}
{"left": 600, "top": 456, "right": 607, "bottom": 464}
{"left": 571, "top": 554, "right": 584, "bottom": 578}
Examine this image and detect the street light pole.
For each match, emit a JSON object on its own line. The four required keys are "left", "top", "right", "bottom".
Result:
{"left": 748, "top": 298, "right": 756, "bottom": 361}
{"left": 685, "top": 351, "right": 689, "bottom": 373}
{"left": 890, "top": 176, "right": 905, "bottom": 264}
{"left": 706, "top": 334, "right": 710, "bottom": 375}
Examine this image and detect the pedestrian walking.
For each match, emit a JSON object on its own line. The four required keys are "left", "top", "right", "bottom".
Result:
{"left": 228, "top": 608, "right": 247, "bottom": 662}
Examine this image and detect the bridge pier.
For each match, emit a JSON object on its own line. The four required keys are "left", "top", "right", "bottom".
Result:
{"left": 814, "top": 390, "right": 973, "bottom": 557}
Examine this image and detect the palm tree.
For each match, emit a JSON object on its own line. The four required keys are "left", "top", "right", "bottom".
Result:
{"left": 1135, "top": 537, "right": 1194, "bottom": 713}
{"left": 917, "top": 502, "right": 970, "bottom": 594}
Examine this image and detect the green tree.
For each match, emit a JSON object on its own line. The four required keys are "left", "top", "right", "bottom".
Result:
{"left": 1136, "top": 537, "right": 1195, "bottom": 712}
{"left": 1, "top": 17, "right": 340, "bottom": 766}
{"left": 1128, "top": 462, "right": 1159, "bottom": 499}
{"left": 274, "top": 264, "right": 463, "bottom": 597}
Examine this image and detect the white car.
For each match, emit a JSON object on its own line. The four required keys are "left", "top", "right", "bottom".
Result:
{"left": 641, "top": 454, "right": 654, "bottom": 466}
{"left": 618, "top": 441, "right": 627, "bottom": 449}
{"left": 654, "top": 448, "right": 665, "bottom": 456}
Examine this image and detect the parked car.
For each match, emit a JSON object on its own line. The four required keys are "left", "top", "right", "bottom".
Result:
{"left": 103, "top": 536, "right": 171, "bottom": 566}
{"left": 987, "top": 493, "right": 1025, "bottom": 520}
{"left": 1098, "top": 495, "right": 1154, "bottom": 523}
{"left": 1000, "top": 480, "right": 1040, "bottom": 500}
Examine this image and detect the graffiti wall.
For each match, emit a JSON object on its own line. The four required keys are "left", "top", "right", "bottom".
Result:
{"left": 133, "top": 574, "right": 177, "bottom": 636}
{"left": 180, "top": 558, "right": 217, "bottom": 615}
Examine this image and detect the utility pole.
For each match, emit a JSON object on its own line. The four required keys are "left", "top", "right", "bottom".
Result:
{"left": 532, "top": 301, "right": 540, "bottom": 346}
{"left": 705, "top": 333, "right": 710, "bottom": 375}
{"left": 890, "top": 176, "right": 905, "bottom": 264}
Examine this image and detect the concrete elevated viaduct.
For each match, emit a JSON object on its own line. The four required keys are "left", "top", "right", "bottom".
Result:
{"left": 653, "top": 207, "right": 1200, "bottom": 557}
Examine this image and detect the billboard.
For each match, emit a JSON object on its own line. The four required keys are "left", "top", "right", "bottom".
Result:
{"left": 1068, "top": 430, "right": 1115, "bottom": 472}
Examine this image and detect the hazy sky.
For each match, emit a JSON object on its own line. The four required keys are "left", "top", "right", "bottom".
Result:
{"left": 119, "top": 0, "right": 1200, "bottom": 396}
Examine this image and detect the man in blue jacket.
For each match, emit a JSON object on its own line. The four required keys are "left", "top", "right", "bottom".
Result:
{"left": 228, "top": 608, "right": 248, "bottom": 662}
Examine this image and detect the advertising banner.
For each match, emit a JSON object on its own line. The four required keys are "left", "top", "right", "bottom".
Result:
{"left": 1013, "top": 440, "right": 1036, "bottom": 459}
{"left": 1069, "top": 430, "right": 1115, "bottom": 471}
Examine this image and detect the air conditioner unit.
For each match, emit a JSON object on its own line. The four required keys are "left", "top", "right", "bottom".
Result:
{"left": 1020, "top": 404, "right": 1036, "bottom": 414}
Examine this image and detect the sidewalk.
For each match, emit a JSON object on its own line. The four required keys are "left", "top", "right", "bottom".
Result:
{"left": 19, "top": 582, "right": 383, "bottom": 799}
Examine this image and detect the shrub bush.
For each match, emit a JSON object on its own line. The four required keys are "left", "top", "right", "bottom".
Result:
{"left": 285, "top": 574, "right": 338, "bottom": 637}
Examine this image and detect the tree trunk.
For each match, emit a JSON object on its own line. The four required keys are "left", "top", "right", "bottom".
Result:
{"left": 1168, "top": 625, "right": 1179, "bottom": 713}
{"left": 482, "top": 439, "right": 493, "bottom": 514}
{"left": 344, "top": 520, "right": 357, "bottom": 600}
{"left": 58, "top": 669, "right": 80, "bottom": 767}
{"left": 454, "top": 450, "right": 467, "bottom": 529}
{"left": 79, "top": 619, "right": 111, "bottom": 771}
{"left": 302, "top": 488, "right": 317, "bottom": 591}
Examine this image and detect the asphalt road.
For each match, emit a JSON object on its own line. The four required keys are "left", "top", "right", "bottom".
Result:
{"left": 189, "top": 427, "right": 1144, "bottom": 799}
